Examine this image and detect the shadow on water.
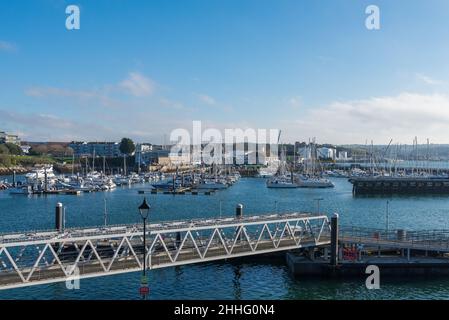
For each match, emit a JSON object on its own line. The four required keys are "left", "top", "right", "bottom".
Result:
{"left": 354, "top": 193, "right": 449, "bottom": 200}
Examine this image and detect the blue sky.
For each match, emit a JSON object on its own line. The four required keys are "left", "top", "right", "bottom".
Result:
{"left": 1, "top": 0, "right": 449, "bottom": 144}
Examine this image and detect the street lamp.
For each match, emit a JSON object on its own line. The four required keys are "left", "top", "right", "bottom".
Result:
{"left": 138, "top": 197, "right": 150, "bottom": 298}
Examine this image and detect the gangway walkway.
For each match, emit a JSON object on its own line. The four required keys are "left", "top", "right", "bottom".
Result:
{"left": 0, "top": 213, "right": 331, "bottom": 290}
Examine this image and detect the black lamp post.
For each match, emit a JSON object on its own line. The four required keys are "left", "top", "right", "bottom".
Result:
{"left": 138, "top": 197, "right": 150, "bottom": 298}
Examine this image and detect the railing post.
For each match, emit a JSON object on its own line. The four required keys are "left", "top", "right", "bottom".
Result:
{"left": 236, "top": 204, "right": 243, "bottom": 242}
{"left": 330, "top": 213, "right": 339, "bottom": 267}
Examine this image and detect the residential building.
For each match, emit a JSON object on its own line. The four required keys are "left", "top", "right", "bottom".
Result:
{"left": 136, "top": 148, "right": 170, "bottom": 165}
{"left": 0, "top": 131, "right": 21, "bottom": 145}
{"left": 69, "top": 141, "right": 123, "bottom": 157}
{"left": 317, "top": 147, "right": 337, "bottom": 160}
{"left": 337, "top": 151, "right": 349, "bottom": 160}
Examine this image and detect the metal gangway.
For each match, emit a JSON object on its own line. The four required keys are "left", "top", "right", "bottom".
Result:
{"left": 340, "top": 226, "right": 449, "bottom": 252}
{"left": 0, "top": 212, "right": 331, "bottom": 290}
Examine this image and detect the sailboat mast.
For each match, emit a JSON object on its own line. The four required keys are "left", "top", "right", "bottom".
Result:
{"left": 123, "top": 154, "right": 127, "bottom": 176}
{"left": 71, "top": 152, "right": 74, "bottom": 176}
{"left": 92, "top": 148, "right": 95, "bottom": 174}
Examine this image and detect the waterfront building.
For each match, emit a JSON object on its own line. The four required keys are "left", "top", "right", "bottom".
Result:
{"left": 136, "top": 147, "right": 170, "bottom": 165}
{"left": 169, "top": 153, "right": 191, "bottom": 165}
{"left": 135, "top": 143, "right": 153, "bottom": 165}
{"left": 69, "top": 141, "right": 123, "bottom": 157}
{"left": 298, "top": 147, "right": 312, "bottom": 160}
{"left": 337, "top": 151, "right": 349, "bottom": 160}
{"left": 317, "top": 147, "right": 336, "bottom": 160}
{"left": 0, "top": 131, "right": 21, "bottom": 145}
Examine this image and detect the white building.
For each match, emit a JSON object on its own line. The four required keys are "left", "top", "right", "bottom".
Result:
{"left": 298, "top": 147, "right": 312, "bottom": 160}
{"left": 317, "top": 147, "right": 336, "bottom": 160}
{"left": 0, "top": 131, "right": 21, "bottom": 145}
{"left": 20, "top": 145, "right": 31, "bottom": 154}
{"left": 168, "top": 153, "right": 191, "bottom": 165}
{"left": 337, "top": 151, "right": 349, "bottom": 160}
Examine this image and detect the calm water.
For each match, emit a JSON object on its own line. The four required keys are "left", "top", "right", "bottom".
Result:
{"left": 1, "top": 176, "right": 449, "bottom": 300}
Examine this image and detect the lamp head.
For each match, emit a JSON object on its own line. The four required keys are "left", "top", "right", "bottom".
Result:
{"left": 138, "top": 197, "right": 150, "bottom": 219}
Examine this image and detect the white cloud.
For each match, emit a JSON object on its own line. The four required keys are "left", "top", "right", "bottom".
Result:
{"left": 416, "top": 73, "right": 445, "bottom": 86}
{"left": 25, "top": 87, "right": 97, "bottom": 99}
{"left": 197, "top": 94, "right": 216, "bottom": 105}
{"left": 120, "top": 72, "right": 155, "bottom": 97}
{"left": 0, "top": 41, "right": 16, "bottom": 52}
{"left": 25, "top": 71, "right": 156, "bottom": 107}
{"left": 287, "top": 96, "right": 301, "bottom": 108}
{"left": 283, "top": 92, "right": 449, "bottom": 144}
{"left": 24, "top": 86, "right": 120, "bottom": 108}
{"left": 0, "top": 110, "right": 115, "bottom": 141}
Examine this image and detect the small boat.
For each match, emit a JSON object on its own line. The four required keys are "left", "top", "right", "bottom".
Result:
{"left": 296, "top": 176, "right": 334, "bottom": 188}
{"left": 266, "top": 176, "right": 297, "bottom": 188}
{"left": 196, "top": 180, "right": 228, "bottom": 190}
{"left": 9, "top": 185, "right": 33, "bottom": 195}
{"left": 25, "top": 165, "right": 56, "bottom": 181}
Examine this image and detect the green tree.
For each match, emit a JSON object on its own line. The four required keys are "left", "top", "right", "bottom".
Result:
{"left": 5, "top": 143, "right": 22, "bottom": 155}
{"left": 119, "top": 138, "right": 135, "bottom": 155}
{"left": 28, "top": 148, "right": 41, "bottom": 156}
{"left": 0, "top": 155, "right": 11, "bottom": 166}
{"left": 0, "top": 144, "right": 10, "bottom": 155}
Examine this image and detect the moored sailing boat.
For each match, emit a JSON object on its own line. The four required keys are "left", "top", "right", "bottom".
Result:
{"left": 297, "top": 140, "right": 334, "bottom": 188}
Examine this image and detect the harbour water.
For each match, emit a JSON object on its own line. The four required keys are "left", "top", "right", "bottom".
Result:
{"left": 1, "top": 176, "right": 449, "bottom": 300}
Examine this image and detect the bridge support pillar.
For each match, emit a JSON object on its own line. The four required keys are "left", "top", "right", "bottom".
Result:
{"left": 236, "top": 204, "right": 243, "bottom": 219}
{"left": 55, "top": 202, "right": 64, "bottom": 232}
{"left": 330, "top": 213, "right": 339, "bottom": 266}
{"left": 407, "top": 248, "right": 410, "bottom": 261}
{"left": 308, "top": 248, "right": 315, "bottom": 261}
{"left": 323, "top": 247, "right": 329, "bottom": 260}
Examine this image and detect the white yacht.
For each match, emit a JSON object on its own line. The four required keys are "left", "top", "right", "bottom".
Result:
{"left": 266, "top": 143, "right": 296, "bottom": 188}
{"left": 258, "top": 160, "right": 280, "bottom": 178}
{"left": 298, "top": 139, "right": 335, "bottom": 188}
{"left": 258, "top": 166, "right": 278, "bottom": 178}
{"left": 25, "top": 165, "right": 56, "bottom": 182}
{"left": 266, "top": 177, "right": 297, "bottom": 188}
{"left": 296, "top": 176, "right": 334, "bottom": 188}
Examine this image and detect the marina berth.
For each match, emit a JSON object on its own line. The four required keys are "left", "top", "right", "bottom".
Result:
{"left": 350, "top": 176, "right": 449, "bottom": 195}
